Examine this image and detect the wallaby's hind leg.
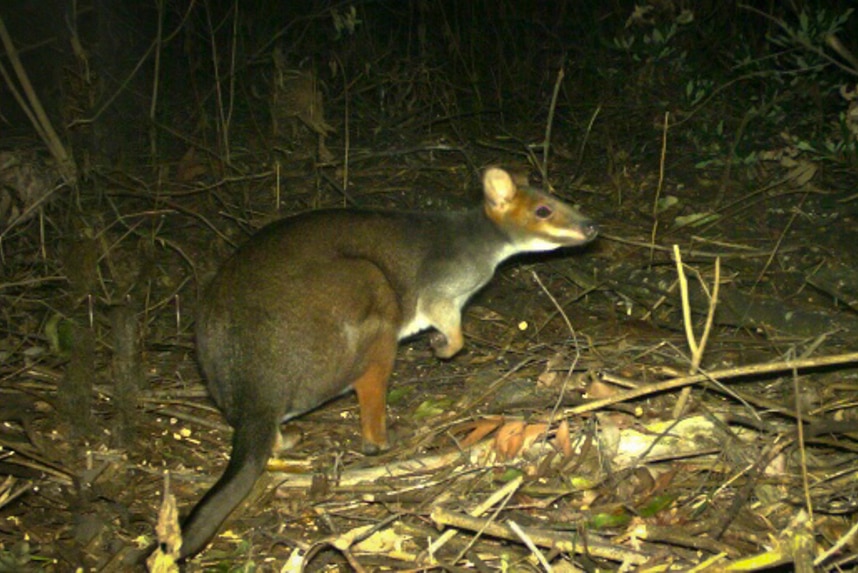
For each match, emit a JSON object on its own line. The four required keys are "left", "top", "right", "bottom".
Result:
{"left": 353, "top": 334, "right": 397, "bottom": 455}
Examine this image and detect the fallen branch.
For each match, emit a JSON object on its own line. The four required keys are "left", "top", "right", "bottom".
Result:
{"left": 568, "top": 351, "right": 858, "bottom": 417}
{"left": 429, "top": 506, "right": 649, "bottom": 565}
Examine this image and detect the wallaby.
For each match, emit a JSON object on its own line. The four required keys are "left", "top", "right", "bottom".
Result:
{"left": 177, "top": 167, "right": 598, "bottom": 559}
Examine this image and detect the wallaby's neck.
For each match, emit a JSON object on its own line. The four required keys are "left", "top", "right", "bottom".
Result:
{"left": 426, "top": 205, "right": 518, "bottom": 268}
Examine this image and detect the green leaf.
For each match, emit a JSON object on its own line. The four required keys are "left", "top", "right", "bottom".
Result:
{"left": 413, "top": 398, "right": 454, "bottom": 420}
{"left": 498, "top": 468, "right": 524, "bottom": 482}
{"left": 387, "top": 386, "right": 412, "bottom": 406}
{"left": 655, "top": 195, "right": 680, "bottom": 214}
{"left": 45, "top": 314, "right": 75, "bottom": 358}
{"left": 637, "top": 494, "right": 676, "bottom": 517}
{"left": 589, "top": 509, "right": 631, "bottom": 529}
{"left": 673, "top": 212, "right": 721, "bottom": 228}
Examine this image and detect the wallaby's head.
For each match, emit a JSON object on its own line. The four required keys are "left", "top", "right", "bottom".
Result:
{"left": 482, "top": 167, "right": 598, "bottom": 252}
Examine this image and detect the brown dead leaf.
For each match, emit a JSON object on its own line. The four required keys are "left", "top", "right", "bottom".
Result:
{"left": 521, "top": 423, "right": 550, "bottom": 452}
{"left": 494, "top": 420, "right": 526, "bottom": 461}
{"left": 493, "top": 421, "right": 551, "bottom": 461}
{"left": 538, "top": 352, "right": 566, "bottom": 387}
{"left": 176, "top": 147, "right": 208, "bottom": 182}
{"left": 457, "top": 416, "right": 505, "bottom": 448}
{"left": 785, "top": 159, "right": 818, "bottom": 186}
{"left": 585, "top": 379, "right": 620, "bottom": 399}
{"left": 537, "top": 370, "right": 560, "bottom": 387}
{"left": 469, "top": 305, "right": 504, "bottom": 322}
{"left": 652, "top": 468, "right": 676, "bottom": 492}
{"left": 554, "top": 419, "right": 572, "bottom": 458}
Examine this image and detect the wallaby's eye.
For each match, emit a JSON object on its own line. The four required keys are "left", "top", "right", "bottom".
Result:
{"left": 535, "top": 205, "right": 553, "bottom": 219}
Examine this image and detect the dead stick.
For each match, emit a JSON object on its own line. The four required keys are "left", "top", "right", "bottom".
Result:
{"left": 568, "top": 352, "right": 858, "bottom": 416}
{"left": 430, "top": 506, "right": 648, "bottom": 565}
{"left": 423, "top": 476, "right": 522, "bottom": 559}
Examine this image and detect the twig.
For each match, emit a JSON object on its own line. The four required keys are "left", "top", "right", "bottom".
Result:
{"left": 739, "top": 3, "right": 858, "bottom": 77}
{"left": 751, "top": 191, "right": 809, "bottom": 292}
{"left": 694, "top": 258, "right": 720, "bottom": 371}
{"left": 672, "top": 245, "right": 720, "bottom": 374}
{"left": 0, "top": 182, "right": 68, "bottom": 240}
{"left": 531, "top": 270, "right": 582, "bottom": 432}
{"left": 540, "top": 67, "right": 565, "bottom": 179}
{"left": 566, "top": 351, "right": 858, "bottom": 416}
{"left": 674, "top": 245, "right": 699, "bottom": 363}
{"left": 573, "top": 104, "right": 601, "bottom": 179}
{"left": 274, "top": 441, "right": 496, "bottom": 489}
{"left": 509, "top": 520, "right": 552, "bottom": 572}
{"left": 429, "top": 506, "right": 649, "bottom": 564}
{"left": 602, "top": 233, "right": 782, "bottom": 259}
{"left": 148, "top": 0, "right": 164, "bottom": 159}
{"left": 0, "top": 438, "right": 74, "bottom": 485}
{"left": 649, "top": 112, "right": 669, "bottom": 263}
{"left": 333, "top": 51, "right": 350, "bottom": 200}
{"left": 206, "top": 2, "right": 229, "bottom": 162}
{"left": 423, "top": 476, "right": 522, "bottom": 562}
{"left": 0, "top": 16, "right": 76, "bottom": 184}
{"left": 227, "top": 0, "right": 239, "bottom": 159}
{"left": 0, "top": 476, "right": 33, "bottom": 511}
{"left": 826, "top": 34, "right": 858, "bottom": 74}
{"left": 792, "top": 361, "right": 814, "bottom": 531}
{"left": 815, "top": 512, "right": 858, "bottom": 566}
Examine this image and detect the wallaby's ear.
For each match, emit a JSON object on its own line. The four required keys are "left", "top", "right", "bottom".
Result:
{"left": 482, "top": 168, "right": 517, "bottom": 210}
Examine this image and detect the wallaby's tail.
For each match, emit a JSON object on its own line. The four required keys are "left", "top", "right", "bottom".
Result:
{"left": 178, "top": 412, "right": 277, "bottom": 560}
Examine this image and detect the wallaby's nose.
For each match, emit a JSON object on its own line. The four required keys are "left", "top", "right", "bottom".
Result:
{"left": 580, "top": 219, "right": 599, "bottom": 241}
